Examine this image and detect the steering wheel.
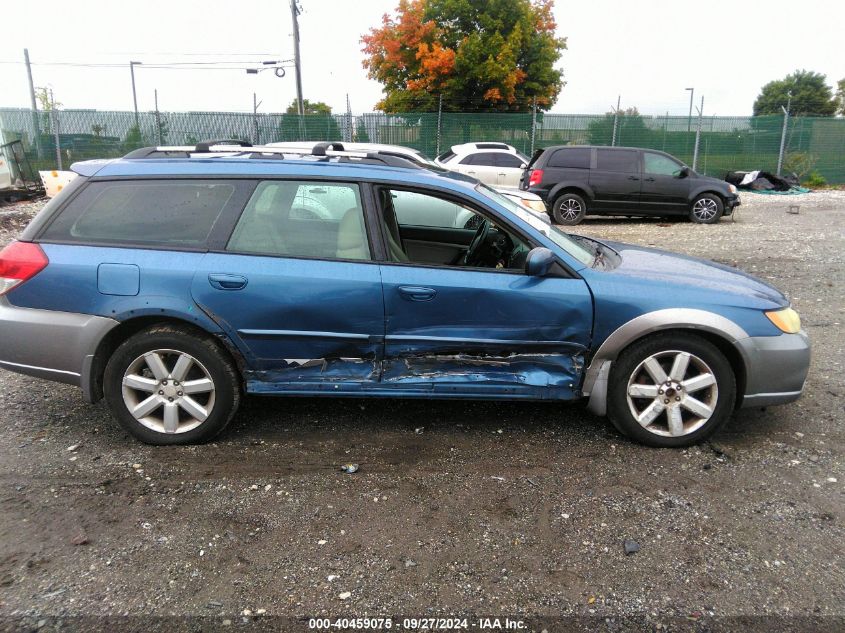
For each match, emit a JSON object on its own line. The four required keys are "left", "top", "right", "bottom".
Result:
{"left": 463, "top": 217, "right": 491, "bottom": 266}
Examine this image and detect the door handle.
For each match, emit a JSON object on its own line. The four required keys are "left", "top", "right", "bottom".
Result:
{"left": 644, "top": 177, "right": 655, "bottom": 182}
{"left": 398, "top": 286, "right": 437, "bottom": 302}
{"left": 628, "top": 175, "right": 640, "bottom": 180}
{"left": 208, "top": 273, "right": 248, "bottom": 290}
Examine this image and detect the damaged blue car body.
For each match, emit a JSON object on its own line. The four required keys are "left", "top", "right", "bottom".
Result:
{"left": 0, "top": 143, "right": 810, "bottom": 446}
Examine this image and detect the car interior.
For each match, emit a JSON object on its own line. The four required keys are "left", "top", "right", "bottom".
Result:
{"left": 377, "top": 187, "right": 531, "bottom": 271}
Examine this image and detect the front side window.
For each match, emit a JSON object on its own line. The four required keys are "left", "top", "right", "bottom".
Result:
{"left": 596, "top": 149, "right": 639, "bottom": 173}
{"left": 380, "top": 187, "right": 532, "bottom": 271}
{"left": 227, "top": 181, "right": 370, "bottom": 261}
{"left": 644, "top": 152, "right": 683, "bottom": 176}
{"left": 41, "top": 180, "right": 235, "bottom": 246}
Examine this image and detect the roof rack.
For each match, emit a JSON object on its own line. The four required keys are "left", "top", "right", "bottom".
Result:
{"left": 122, "top": 141, "right": 423, "bottom": 170}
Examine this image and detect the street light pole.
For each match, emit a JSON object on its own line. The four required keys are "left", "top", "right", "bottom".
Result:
{"left": 686, "top": 87, "right": 694, "bottom": 134}
{"left": 685, "top": 87, "right": 694, "bottom": 160}
{"left": 130, "top": 61, "right": 142, "bottom": 128}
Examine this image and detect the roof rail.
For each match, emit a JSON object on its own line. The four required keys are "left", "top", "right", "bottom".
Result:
{"left": 122, "top": 141, "right": 423, "bottom": 170}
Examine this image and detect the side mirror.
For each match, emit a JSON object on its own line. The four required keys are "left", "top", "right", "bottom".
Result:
{"left": 525, "top": 247, "right": 556, "bottom": 277}
{"left": 677, "top": 167, "right": 690, "bottom": 178}
{"left": 519, "top": 163, "right": 528, "bottom": 170}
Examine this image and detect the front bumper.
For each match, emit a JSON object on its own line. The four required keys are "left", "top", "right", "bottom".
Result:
{"left": 737, "top": 330, "right": 810, "bottom": 407}
{"left": 724, "top": 194, "right": 741, "bottom": 214}
{"left": 0, "top": 297, "right": 118, "bottom": 399}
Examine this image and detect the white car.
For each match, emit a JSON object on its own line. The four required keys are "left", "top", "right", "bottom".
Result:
{"left": 266, "top": 141, "right": 547, "bottom": 220}
{"left": 434, "top": 142, "right": 529, "bottom": 187}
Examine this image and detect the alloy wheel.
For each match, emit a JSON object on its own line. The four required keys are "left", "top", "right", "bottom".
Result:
{"left": 625, "top": 350, "right": 719, "bottom": 438}
{"left": 557, "top": 198, "right": 582, "bottom": 222}
{"left": 692, "top": 198, "right": 719, "bottom": 221}
{"left": 121, "top": 349, "right": 216, "bottom": 434}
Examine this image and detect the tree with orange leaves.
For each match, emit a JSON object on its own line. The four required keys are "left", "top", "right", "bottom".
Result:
{"left": 361, "top": 0, "right": 566, "bottom": 113}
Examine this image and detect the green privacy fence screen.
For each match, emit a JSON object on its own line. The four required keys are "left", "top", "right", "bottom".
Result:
{"left": 2, "top": 107, "right": 843, "bottom": 183}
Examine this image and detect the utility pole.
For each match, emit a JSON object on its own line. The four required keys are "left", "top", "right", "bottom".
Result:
{"left": 610, "top": 95, "right": 621, "bottom": 146}
{"left": 129, "top": 61, "right": 142, "bottom": 128}
{"left": 530, "top": 96, "right": 538, "bottom": 155}
{"left": 692, "top": 94, "right": 704, "bottom": 172}
{"left": 50, "top": 89, "right": 61, "bottom": 170}
{"left": 345, "top": 93, "right": 353, "bottom": 142}
{"left": 290, "top": 0, "right": 304, "bottom": 118}
{"left": 23, "top": 49, "right": 43, "bottom": 159}
{"left": 154, "top": 89, "right": 163, "bottom": 145}
{"left": 253, "top": 93, "right": 262, "bottom": 145}
{"left": 436, "top": 94, "right": 443, "bottom": 156}
{"left": 777, "top": 92, "right": 792, "bottom": 177}
{"left": 662, "top": 111, "right": 668, "bottom": 151}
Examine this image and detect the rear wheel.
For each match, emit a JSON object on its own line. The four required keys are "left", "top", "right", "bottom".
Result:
{"left": 606, "top": 333, "right": 735, "bottom": 447}
{"left": 690, "top": 194, "right": 723, "bottom": 224}
{"left": 552, "top": 193, "right": 587, "bottom": 225}
{"left": 104, "top": 325, "right": 241, "bottom": 445}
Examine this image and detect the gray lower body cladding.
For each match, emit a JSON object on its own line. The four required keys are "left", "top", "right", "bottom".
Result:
{"left": 0, "top": 297, "right": 118, "bottom": 401}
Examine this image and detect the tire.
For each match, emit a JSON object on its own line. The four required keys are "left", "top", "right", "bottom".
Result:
{"left": 552, "top": 193, "right": 587, "bottom": 225}
{"left": 689, "top": 193, "right": 723, "bottom": 224}
{"left": 104, "top": 324, "right": 241, "bottom": 445}
{"left": 606, "top": 333, "right": 736, "bottom": 448}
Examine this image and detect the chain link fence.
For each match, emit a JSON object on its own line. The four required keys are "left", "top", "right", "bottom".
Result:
{"left": 2, "top": 107, "right": 843, "bottom": 183}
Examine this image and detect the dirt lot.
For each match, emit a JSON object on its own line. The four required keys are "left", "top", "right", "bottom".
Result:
{"left": 0, "top": 193, "right": 843, "bottom": 632}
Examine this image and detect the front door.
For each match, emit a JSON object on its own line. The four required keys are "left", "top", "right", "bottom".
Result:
{"left": 191, "top": 179, "right": 384, "bottom": 387}
{"left": 589, "top": 148, "right": 641, "bottom": 212}
{"left": 375, "top": 186, "right": 593, "bottom": 398}
{"left": 640, "top": 151, "right": 691, "bottom": 214}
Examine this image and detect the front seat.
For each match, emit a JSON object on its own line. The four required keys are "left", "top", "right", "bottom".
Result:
{"left": 336, "top": 208, "right": 370, "bottom": 260}
{"left": 380, "top": 190, "right": 410, "bottom": 263}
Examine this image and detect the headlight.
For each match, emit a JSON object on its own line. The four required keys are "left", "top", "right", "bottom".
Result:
{"left": 521, "top": 199, "right": 548, "bottom": 213}
{"left": 765, "top": 307, "right": 801, "bottom": 333}
{"left": 728, "top": 184, "right": 738, "bottom": 194}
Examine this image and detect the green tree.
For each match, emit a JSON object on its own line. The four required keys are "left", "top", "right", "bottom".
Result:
{"left": 752, "top": 70, "right": 836, "bottom": 117}
{"left": 122, "top": 125, "right": 144, "bottom": 151}
{"left": 835, "top": 78, "right": 845, "bottom": 116}
{"left": 355, "top": 119, "right": 370, "bottom": 142}
{"left": 277, "top": 99, "right": 341, "bottom": 141}
{"left": 587, "top": 107, "right": 651, "bottom": 146}
{"left": 362, "top": 0, "right": 566, "bottom": 112}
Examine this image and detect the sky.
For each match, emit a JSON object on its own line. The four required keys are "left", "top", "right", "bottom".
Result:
{"left": 0, "top": 0, "right": 843, "bottom": 116}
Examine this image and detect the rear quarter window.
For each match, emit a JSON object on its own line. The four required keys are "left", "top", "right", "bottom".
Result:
{"left": 40, "top": 180, "right": 237, "bottom": 247}
{"left": 547, "top": 148, "right": 591, "bottom": 169}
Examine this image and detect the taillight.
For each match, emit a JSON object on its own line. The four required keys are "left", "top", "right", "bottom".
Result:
{"left": 0, "top": 241, "right": 49, "bottom": 295}
{"left": 528, "top": 169, "right": 544, "bottom": 187}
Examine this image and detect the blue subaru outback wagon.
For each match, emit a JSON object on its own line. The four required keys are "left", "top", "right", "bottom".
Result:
{"left": 0, "top": 142, "right": 810, "bottom": 447}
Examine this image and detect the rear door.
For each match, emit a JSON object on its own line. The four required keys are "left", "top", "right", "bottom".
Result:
{"left": 589, "top": 149, "right": 641, "bottom": 211}
{"left": 191, "top": 179, "right": 385, "bottom": 386}
{"left": 456, "top": 152, "right": 501, "bottom": 185}
{"left": 640, "top": 151, "right": 691, "bottom": 214}
{"left": 493, "top": 153, "right": 527, "bottom": 187}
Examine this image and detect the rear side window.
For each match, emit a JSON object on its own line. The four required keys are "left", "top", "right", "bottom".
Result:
{"left": 460, "top": 152, "right": 500, "bottom": 166}
{"left": 227, "top": 180, "right": 370, "bottom": 261}
{"left": 493, "top": 154, "right": 525, "bottom": 168}
{"left": 548, "top": 148, "right": 591, "bottom": 169}
{"left": 41, "top": 180, "right": 235, "bottom": 247}
{"left": 596, "top": 149, "right": 639, "bottom": 173}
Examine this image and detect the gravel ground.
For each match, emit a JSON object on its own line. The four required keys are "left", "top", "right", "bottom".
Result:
{"left": 0, "top": 193, "right": 843, "bottom": 632}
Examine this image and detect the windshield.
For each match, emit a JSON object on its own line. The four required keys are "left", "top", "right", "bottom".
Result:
{"left": 475, "top": 184, "right": 595, "bottom": 267}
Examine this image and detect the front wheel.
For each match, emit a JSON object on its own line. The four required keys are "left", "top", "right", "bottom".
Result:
{"left": 552, "top": 193, "right": 587, "bottom": 225}
{"left": 104, "top": 324, "right": 241, "bottom": 445}
{"left": 689, "top": 194, "right": 723, "bottom": 224}
{"left": 606, "top": 333, "right": 736, "bottom": 447}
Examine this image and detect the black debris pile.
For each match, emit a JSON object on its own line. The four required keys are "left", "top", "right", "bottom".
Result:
{"left": 725, "top": 170, "right": 797, "bottom": 192}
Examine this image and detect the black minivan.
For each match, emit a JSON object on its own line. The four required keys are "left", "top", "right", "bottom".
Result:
{"left": 521, "top": 145, "right": 740, "bottom": 225}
